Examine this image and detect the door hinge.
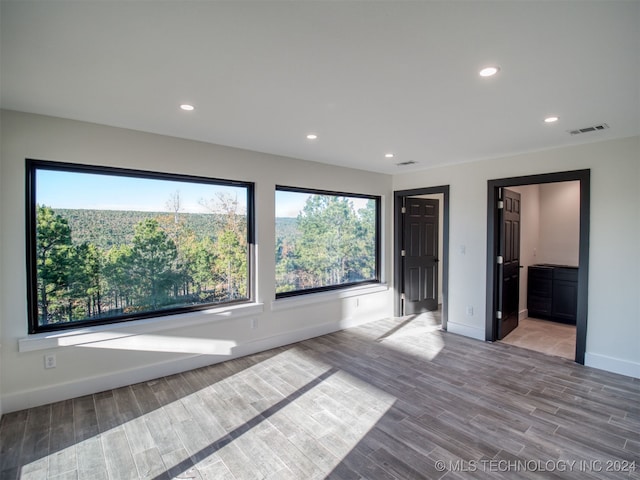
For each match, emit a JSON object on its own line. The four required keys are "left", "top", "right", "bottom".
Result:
{"left": 497, "top": 255, "right": 503, "bottom": 264}
{"left": 496, "top": 311, "right": 502, "bottom": 320}
{"left": 401, "top": 250, "right": 406, "bottom": 257}
{"left": 401, "top": 206, "right": 406, "bottom": 214}
{"left": 497, "top": 200, "right": 504, "bottom": 209}
{"left": 401, "top": 293, "right": 406, "bottom": 300}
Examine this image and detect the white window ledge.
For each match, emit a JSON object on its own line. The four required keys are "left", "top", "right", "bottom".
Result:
{"left": 271, "top": 283, "right": 388, "bottom": 312}
{"left": 19, "top": 302, "right": 264, "bottom": 353}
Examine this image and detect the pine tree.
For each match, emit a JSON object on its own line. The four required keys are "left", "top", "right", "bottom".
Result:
{"left": 36, "top": 206, "right": 73, "bottom": 325}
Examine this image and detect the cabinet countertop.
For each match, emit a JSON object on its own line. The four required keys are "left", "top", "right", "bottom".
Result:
{"left": 532, "top": 264, "right": 579, "bottom": 269}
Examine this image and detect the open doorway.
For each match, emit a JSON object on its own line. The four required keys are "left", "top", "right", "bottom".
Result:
{"left": 486, "top": 170, "right": 590, "bottom": 364}
{"left": 500, "top": 183, "right": 579, "bottom": 359}
{"left": 394, "top": 186, "right": 449, "bottom": 331}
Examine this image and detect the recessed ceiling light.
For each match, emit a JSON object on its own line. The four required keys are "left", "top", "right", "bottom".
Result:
{"left": 544, "top": 116, "right": 559, "bottom": 123}
{"left": 306, "top": 134, "right": 318, "bottom": 140}
{"left": 479, "top": 66, "right": 500, "bottom": 77}
{"left": 180, "top": 104, "right": 195, "bottom": 111}
{"left": 385, "top": 153, "right": 395, "bottom": 158}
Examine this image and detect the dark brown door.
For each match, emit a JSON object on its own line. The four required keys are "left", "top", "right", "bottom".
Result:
{"left": 497, "top": 188, "right": 521, "bottom": 339}
{"left": 403, "top": 197, "right": 439, "bottom": 315}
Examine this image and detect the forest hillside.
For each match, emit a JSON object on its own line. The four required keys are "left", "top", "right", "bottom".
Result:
{"left": 58, "top": 209, "right": 298, "bottom": 248}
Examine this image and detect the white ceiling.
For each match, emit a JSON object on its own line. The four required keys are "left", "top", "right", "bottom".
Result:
{"left": 1, "top": 1, "right": 639, "bottom": 174}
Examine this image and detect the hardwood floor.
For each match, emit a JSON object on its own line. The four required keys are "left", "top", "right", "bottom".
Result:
{"left": 1, "top": 314, "right": 639, "bottom": 479}
{"left": 500, "top": 317, "right": 577, "bottom": 360}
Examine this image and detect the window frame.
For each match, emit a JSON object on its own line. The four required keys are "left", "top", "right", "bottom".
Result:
{"left": 26, "top": 158, "right": 255, "bottom": 334}
{"left": 275, "top": 185, "right": 381, "bottom": 299}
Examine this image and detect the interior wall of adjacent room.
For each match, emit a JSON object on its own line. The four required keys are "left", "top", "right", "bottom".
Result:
{"left": 538, "top": 181, "right": 581, "bottom": 266}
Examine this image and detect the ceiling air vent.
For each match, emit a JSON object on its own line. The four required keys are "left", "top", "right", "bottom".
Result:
{"left": 567, "top": 123, "right": 609, "bottom": 135}
{"left": 396, "top": 160, "right": 417, "bottom": 166}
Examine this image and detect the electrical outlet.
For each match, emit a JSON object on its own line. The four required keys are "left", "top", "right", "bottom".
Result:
{"left": 250, "top": 318, "right": 257, "bottom": 329}
{"left": 44, "top": 354, "right": 56, "bottom": 369}
{"left": 466, "top": 306, "right": 474, "bottom": 316}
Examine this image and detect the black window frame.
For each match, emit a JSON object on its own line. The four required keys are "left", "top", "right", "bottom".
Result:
{"left": 275, "top": 185, "right": 381, "bottom": 299}
{"left": 26, "top": 158, "right": 255, "bottom": 334}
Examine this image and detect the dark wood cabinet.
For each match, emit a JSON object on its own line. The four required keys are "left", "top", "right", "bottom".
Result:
{"left": 527, "top": 266, "right": 553, "bottom": 316}
{"left": 527, "top": 265, "right": 578, "bottom": 324}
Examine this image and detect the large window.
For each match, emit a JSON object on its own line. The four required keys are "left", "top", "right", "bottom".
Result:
{"left": 26, "top": 159, "right": 254, "bottom": 333}
{"left": 275, "top": 186, "right": 380, "bottom": 297}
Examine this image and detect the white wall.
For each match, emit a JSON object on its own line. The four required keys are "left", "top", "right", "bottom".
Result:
{"left": 393, "top": 136, "right": 640, "bottom": 378}
{"left": 0, "top": 110, "right": 394, "bottom": 414}
{"left": 538, "top": 182, "right": 580, "bottom": 266}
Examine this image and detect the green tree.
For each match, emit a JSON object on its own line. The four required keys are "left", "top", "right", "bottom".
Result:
{"left": 200, "top": 193, "right": 248, "bottom": 300}
{"left": 130, "top": 219, "right": 177, "bottom": 308}
{"left": 103, "top": 244, "right": 134, "bottom": 311}
{"left": 76, "top": 243, "right": 103, "bottom": 318}
{"left": 183, "top": 236, "right": 217, "bottom": 296}
{"left": 214, "top": 230, "right": 247, "bottom": 299}
{"left": 275, "top": 236, "right": 298, "bottom": 293}
{"left": 297, "top": 195, "right": 358, "bottom": 288}
{"left": 351, "top": 199, "right": 377, "bottom": 281}
{"left": 36, "top": 205, "right": 73, "bottom": 324}
{"left": 157, "top": 212, "right": 192, "bottom": 297}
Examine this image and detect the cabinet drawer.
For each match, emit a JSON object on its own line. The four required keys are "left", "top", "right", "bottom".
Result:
{"left": 528, "top": 296, "right": 552, "bottom": 315}
{"left": 529, "top": 267, "right": 553, "bottom": 279}
{"left": 528, "top": 267, "right": 552, "bottom": 296}
{"left": 529, "top": 279, "right": 552, "bottom": 296}
{"left": 554, "top": 268, "right": 578, "bottom": 282}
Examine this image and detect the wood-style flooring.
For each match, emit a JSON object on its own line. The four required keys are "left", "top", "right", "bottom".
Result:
{"left": 1, "top": 314, "right": 639, "bottom": 479}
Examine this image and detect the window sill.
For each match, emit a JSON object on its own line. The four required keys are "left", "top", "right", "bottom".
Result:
{"left": 271, "top": 283, "right": 389, "bottom": 312}
{"left": 19, "top": 302, "right": 265, "bottom": 353}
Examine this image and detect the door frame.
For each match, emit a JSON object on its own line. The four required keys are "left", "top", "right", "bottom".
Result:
{"left": 394, "top": 186, "right": 450, "bottom": 329}
{"left": 485, "top": 170, "right": 590, "bottom": 364}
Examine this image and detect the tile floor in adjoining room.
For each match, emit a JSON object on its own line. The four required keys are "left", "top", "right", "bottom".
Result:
{"left": 500, "top": 317, "right": 577, "bottom": 360}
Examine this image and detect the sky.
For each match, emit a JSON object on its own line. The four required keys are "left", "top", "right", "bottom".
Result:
{"left": 37, "top": 169, "right": 371, "bottom": 218}
{"left": 275, "top": 190, "right": 312, "bottom": 217}
{"left": 275, "top": 191, "right": 371, "bottom": 217}
{"left": 37, "top": 169, "right": 247, "bottom": 214}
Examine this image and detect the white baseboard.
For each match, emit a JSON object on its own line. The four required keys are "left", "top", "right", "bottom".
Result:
{"left": 1, "top": 315, "right": 381, "bottom": 414}
{"left": 519, "top": 309, "right": 528, "bottom": 321}
{"left": 4, "top": 318, "right": 638, "bottom": 414}
{"left": 584, "top": 352, "right": 640, "bottom": 379}
{"left": 446, "top": 321, "right": 485, "bottom": 341}
{"left": 2, "top": 353, "right": 219, "bottom": 414}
